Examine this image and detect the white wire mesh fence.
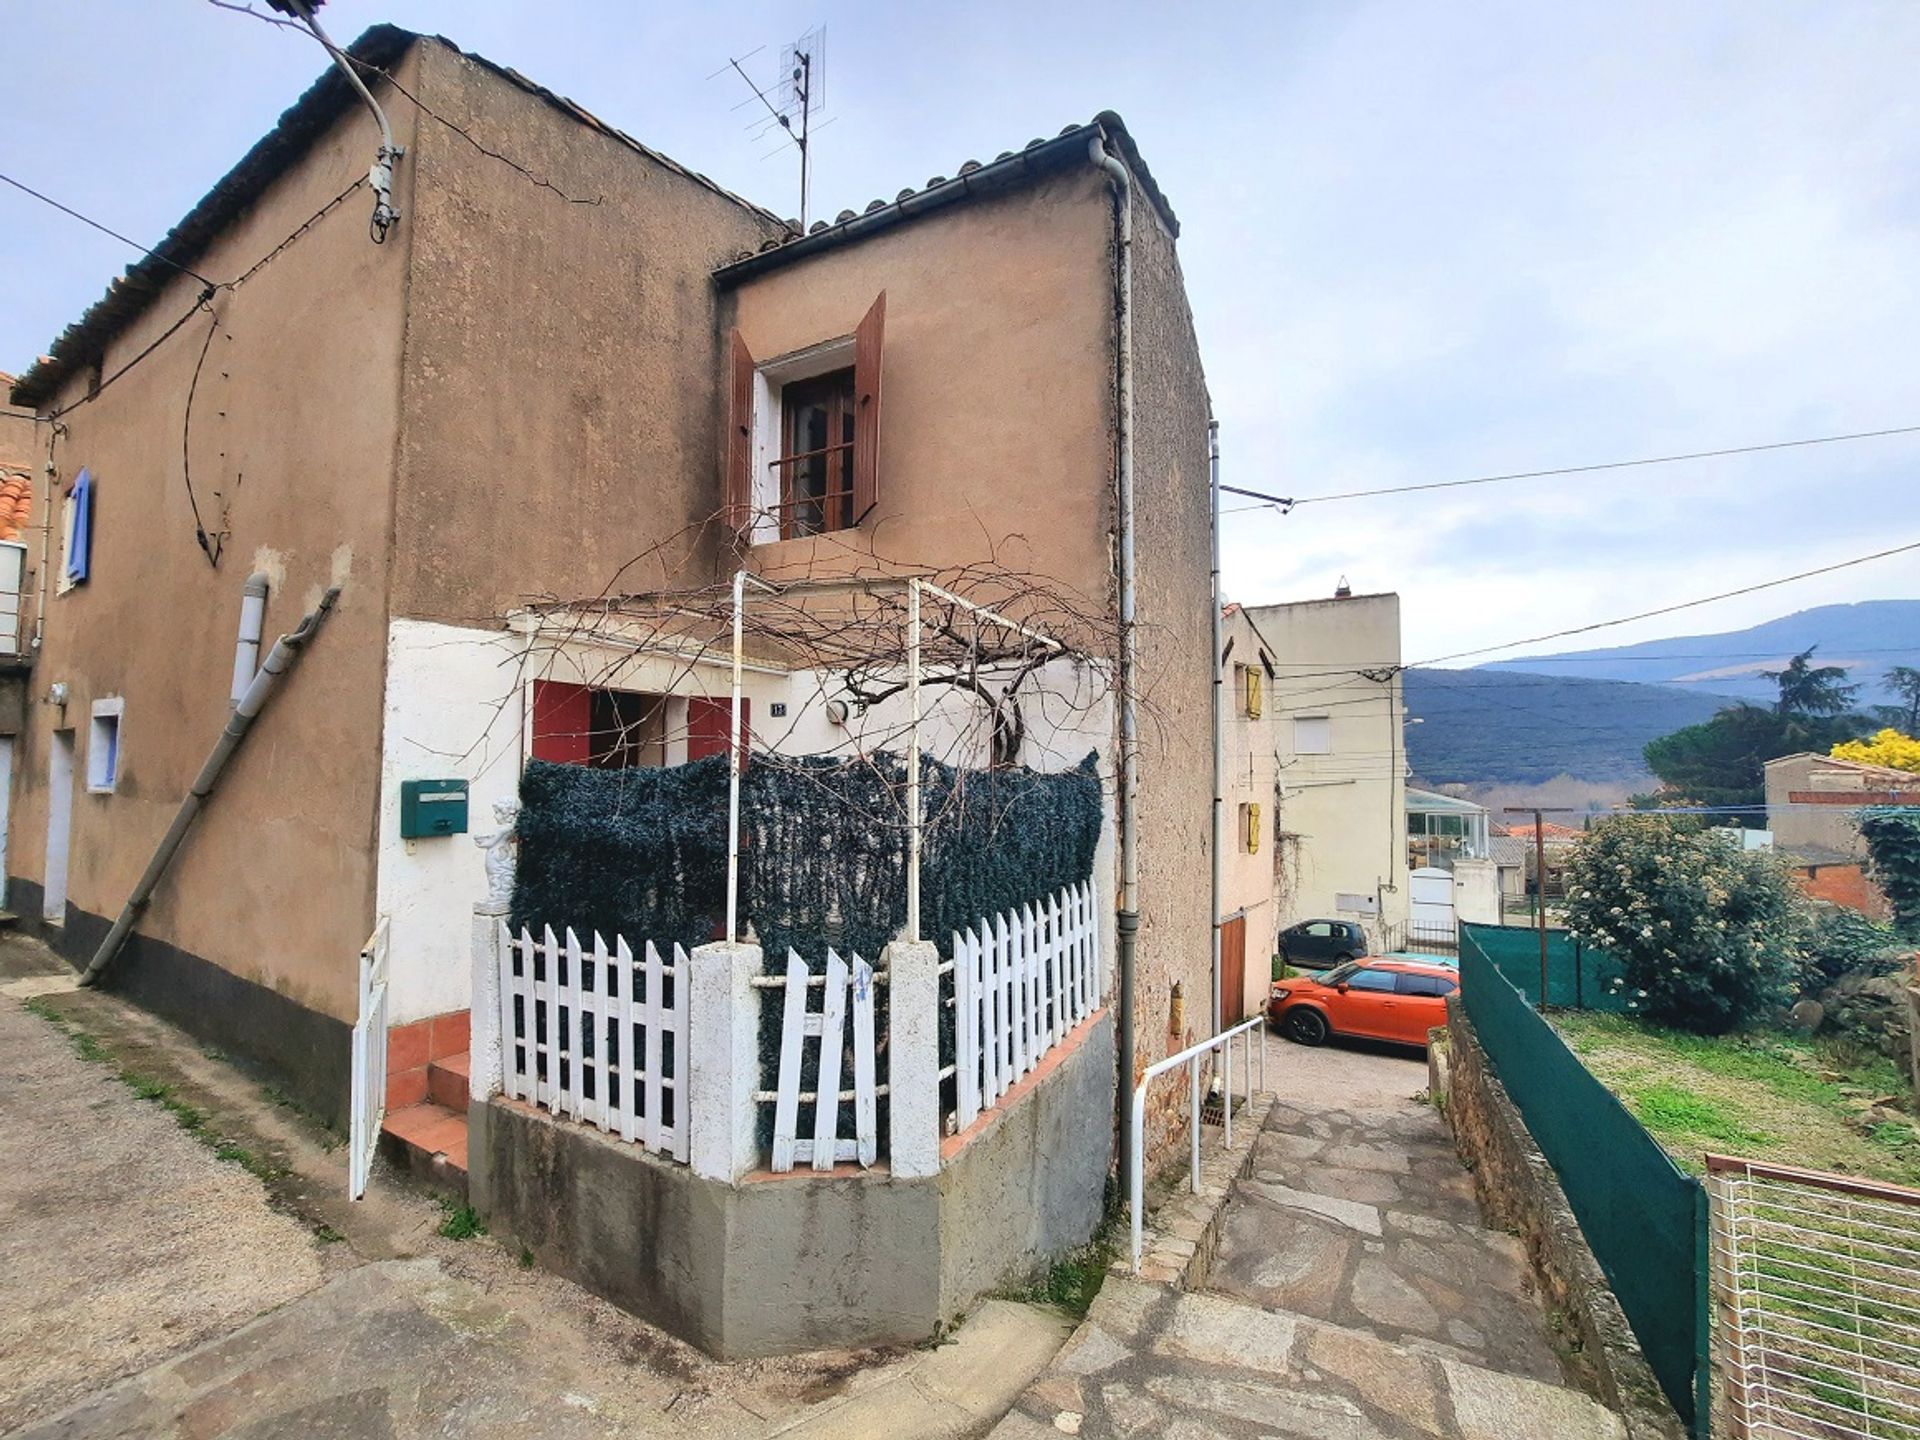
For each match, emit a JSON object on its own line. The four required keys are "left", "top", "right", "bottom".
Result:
{"left": 1709, "top": 1155, "right": 1920, "bottom": 1440}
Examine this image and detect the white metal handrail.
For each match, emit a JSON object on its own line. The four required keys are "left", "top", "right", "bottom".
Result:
{"left": 1129, "top": 1014, "right": 1266, "bottom": 1271}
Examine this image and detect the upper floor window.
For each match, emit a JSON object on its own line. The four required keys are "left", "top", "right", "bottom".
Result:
{"left": 777, "top": 368, "right": 855, "bottom": 539}
{"left": 1293, "top": 715, "right": 1331, "bottom": 755}
{"left": 1237, "top": 664, "right": 1262, "bottom": 718}
{"left": 726, "top": 294, "right": 885, "bottom": 544}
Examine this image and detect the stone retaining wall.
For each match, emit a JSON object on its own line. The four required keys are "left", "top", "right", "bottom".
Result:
{"left": 1439, "top": 998, "right": 1686, "bottom": 1440}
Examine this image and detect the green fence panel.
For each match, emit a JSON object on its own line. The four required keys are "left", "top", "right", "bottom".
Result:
{"left": 1459, "top": 920, "right": 1629, "bottom": 1012}
{"left": 1460, "top": 932, "right": 1707, "bottom": 1435}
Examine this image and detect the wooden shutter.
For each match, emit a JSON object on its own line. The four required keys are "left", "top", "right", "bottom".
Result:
{"left": 851, "top": 292, "right": 885, "bottom": 523}
{"left": 531, "top": 680, "right": 594, "bottom": 765}
{"left": 726, "top": 329, "right": 755, "bottom": 533}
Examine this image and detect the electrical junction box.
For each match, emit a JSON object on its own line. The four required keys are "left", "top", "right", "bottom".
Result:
{"left": 400, "top": 778, "right": 469, "bottom": 838}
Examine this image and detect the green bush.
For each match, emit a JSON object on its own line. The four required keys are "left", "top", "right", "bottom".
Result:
{"left": 1803, "top": 908, "right": 1903, "bottom": 992}
{"left": 1564, "top": 816, "right": 1806, "bottom": 1035}
{"left": 1858, "top": 808, "right": 1920, "bottom": 936}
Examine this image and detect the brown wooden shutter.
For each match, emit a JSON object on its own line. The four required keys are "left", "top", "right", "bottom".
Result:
{"left": 725, "top": 328, "right": 755, "bottom": 533}
{"left": 851, "top": 292, "right": 885, "bottom": 523}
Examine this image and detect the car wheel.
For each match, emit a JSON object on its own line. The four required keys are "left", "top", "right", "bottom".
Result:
{"left": 1283, "top": 1007, "right": 1330, "bottom": 1047}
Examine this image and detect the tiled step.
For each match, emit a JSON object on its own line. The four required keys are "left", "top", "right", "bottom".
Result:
{"left": 427, "top": 1051, "right": 470, "bottom": 1112}
{"left": 380, "top": 1100, "right": 468, "bottom": 1199}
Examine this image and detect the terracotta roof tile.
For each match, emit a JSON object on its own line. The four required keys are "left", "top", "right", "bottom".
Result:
{"left": 713, "top": 111, "right": 1178, "bottom": 286}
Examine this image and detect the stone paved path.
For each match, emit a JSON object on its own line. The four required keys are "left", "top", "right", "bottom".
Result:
{"left": 994, "top": 1045, "right": 1627, "bottom": 1438}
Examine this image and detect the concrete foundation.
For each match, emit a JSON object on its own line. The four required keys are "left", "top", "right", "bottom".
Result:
{"left": 470, "top": 1010, "right": 1115, "bottom": 1358}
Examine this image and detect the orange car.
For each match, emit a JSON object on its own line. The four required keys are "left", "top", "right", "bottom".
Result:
{"left": 1267, "top": 957, "right": 1458, "bottom": 1049}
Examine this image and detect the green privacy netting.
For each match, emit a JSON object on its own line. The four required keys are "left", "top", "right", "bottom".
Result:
{"left": 510, "top": 750, "right": 1102, "bottom": 958}
{"left": 508, "top": 750, "right": 1104, "bottom": 1150}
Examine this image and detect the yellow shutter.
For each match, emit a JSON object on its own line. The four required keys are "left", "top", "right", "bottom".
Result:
{"left": 1246, "top": 802, "right": 1262, "bottom": 853}
{"left": 1245, "top": 668, "right": 1263, "bottom": 718}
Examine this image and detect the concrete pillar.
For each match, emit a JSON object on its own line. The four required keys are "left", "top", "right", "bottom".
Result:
{"left": 470, "top": 901, "right": 509, "bottom": 1101}
{"left": 689, "top": 939, "right": 764, "bottom": 1183}
{"left": 886, "top": 938, "right": 941, "bottom": 1179}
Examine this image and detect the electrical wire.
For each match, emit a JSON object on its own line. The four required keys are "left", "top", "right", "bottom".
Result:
{"left": 1218, "top": 424, "right": 1920, "bottom": 516}
{"left": 1411, "top": 539, "right": 1920, "bottom": 668}
{"left": 0, "top": 172, "right": 221, "bottom": 289}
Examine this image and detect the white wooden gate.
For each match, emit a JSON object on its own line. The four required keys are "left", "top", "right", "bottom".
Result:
{"left": 348, "top": 916, "right": 390, "bottom": 1200}
{"left": 500, "top": 925, "right": 689, "bottom": 1161}
{"left": 765, "top": 949, "right": 879, "bottom": 1173}
{"left": 951, "top": 880, "right": 1100, "bottom": 1133}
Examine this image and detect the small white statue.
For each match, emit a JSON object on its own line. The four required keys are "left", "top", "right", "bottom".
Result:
{"left": 476, "top": 798, "right": 520, "bottom": 906}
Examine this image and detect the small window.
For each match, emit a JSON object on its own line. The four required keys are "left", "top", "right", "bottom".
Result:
{"left": 87, "top": 697, "right": 123, "bottom": 793}
{"left": 1305, "top": 922, "right": 1334, "bottom": 939}
{"left": 1239, "top": 665, "right": 1263, "bottom": 718}
{"left": 1293, "top": 715, "right": 1331, "bottom": 755}
{"left": 1241, "top": 801, "right": 1261, "bottom": 853}
{"left": 776, "top": 368, "right": 856, "bottom": 539}
{"left": 1335, "top": 891, "right": 1379, "bottom": 916}
{"left": 1395, "top": 973, "right": 1456, "bottom": 998}
{"left": 1342, "top": 968, "right": 1397, "bottom": 992}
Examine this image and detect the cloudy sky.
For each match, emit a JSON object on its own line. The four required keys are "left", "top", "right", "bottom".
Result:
{"left": 5, "top": 2, "right": 1917, "bottom": 663}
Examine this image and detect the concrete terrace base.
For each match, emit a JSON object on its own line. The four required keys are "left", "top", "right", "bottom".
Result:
{"left": 469, "top": 1010, "right": 1115, "bottom": 1359}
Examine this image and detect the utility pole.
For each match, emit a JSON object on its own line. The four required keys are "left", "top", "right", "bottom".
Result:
{"left": 1505, "top": 807, "right": 1549, "bottom": 1010}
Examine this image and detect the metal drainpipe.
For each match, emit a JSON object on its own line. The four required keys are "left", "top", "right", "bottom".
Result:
{"left": 80, "top": 587, "right": 341, "bottom": 988}
{"left": 32, "top": 423, "right": 59, "bottom": 652}
{"left": 1208, "top": 421, "right": 1223, "bottom": 1036}
{"left": 1089, "top": 131, "right": 1139, "bottom": 1188}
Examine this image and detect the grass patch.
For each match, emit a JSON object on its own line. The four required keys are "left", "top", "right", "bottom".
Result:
{"left": 1553, "top": 1011, "right": 1919, "bottom": 1185}
{"left": 1629, "top": 1083, "right": 1767, "bottom": 1147}
{"left": 437, "top": 1199, "right": 487, "bottom": 1240}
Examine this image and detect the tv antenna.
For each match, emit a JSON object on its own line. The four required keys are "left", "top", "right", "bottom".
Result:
{"left": 718, "top": 26, "right": 826, "bottom": 230}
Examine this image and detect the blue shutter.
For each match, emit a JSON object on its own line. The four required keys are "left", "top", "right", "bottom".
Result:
{"left": 67, "top": 469, "right": 92, "bottom": 585}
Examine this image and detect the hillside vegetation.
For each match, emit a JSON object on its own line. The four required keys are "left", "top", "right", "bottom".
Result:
{"left": 1402, "top": 668, "right": 1733, "bottom": 786}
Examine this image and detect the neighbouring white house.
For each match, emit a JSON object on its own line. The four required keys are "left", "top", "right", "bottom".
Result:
{"left": 1218, "top": 591, "right": 1412, "bottom": 1002}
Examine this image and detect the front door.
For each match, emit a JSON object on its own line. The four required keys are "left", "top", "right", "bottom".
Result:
{"left": 45, "top": 730, "right": 74, "bottom": 922}
{"left": 1219, "top": 913, "right": 1246, "bottom": 1026}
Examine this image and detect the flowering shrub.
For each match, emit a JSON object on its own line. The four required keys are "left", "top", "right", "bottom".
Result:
{"left": 1830, "top": 728, "right": 1920, "bottom": 774}
{"left": 1563, "top": 816, "right": 1805, "bottom": 1035}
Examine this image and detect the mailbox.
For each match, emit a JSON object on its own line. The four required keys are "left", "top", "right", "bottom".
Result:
{"left": 400, "top": 778, "right": 469, "bottom": 838}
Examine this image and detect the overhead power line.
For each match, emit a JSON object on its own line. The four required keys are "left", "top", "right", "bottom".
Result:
{"left": 1218, "top": 424, "right": 1920, "bottom": 516}
{"left": 1, "top": 172, "right": 219, "bottom": 289}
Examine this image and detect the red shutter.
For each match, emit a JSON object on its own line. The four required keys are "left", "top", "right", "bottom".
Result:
{"left": 851, "top": 292, "right": 885, "bottom": 523}
{"left": 531, "top": 680, "right": 593, "bottom": 764}
{"left": 726, "top": 328, "right": 756, "bottom": 533}
{"left": 687, "top": 697, "right": 751, "bottom": 766}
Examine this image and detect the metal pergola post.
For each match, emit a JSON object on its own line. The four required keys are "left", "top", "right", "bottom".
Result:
{"left": 717, "top": 569, "right": 1070, "bottom": 949}
{"left": 906, "top": 579, "right": 923, "bottom": 943}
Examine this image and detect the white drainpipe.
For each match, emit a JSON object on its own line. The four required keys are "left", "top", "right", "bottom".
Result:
{"left": 231, "top": 573, "right": 269, "bottom": 707}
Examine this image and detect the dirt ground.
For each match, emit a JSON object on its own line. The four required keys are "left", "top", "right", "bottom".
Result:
{"left": 0, "top": 935, "right": 1064, "bottom": 1439}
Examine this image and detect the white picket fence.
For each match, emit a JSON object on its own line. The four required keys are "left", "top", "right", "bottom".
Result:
{"left": 348, "top": 917, "right": 390, "bottom": 1201}
{"left": 761, "top": 949, "right": 880, "bottom": 1173}
{"left": 950, "top": 879, "right": 1101, "bottom": 1133}
{"left": 499, "top": 924, "right": 689, "bottom": 1161}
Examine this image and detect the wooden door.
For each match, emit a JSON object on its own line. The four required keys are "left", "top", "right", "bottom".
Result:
{"left": 1220, "top": 914, "right": 1247, "bottom": 1026}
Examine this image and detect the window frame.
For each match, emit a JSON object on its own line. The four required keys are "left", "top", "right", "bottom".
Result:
{"left": 773, "top": 366, "right": 857, "bottom": 540}
{"left": 1293, "top": 714, "right": 1331, "bottom": 756}
{"left": 87, "top": 696, "right": 123, "bottom": 794}
{"left": 1340, "top": 967, "right": 1397, "bottom": 993}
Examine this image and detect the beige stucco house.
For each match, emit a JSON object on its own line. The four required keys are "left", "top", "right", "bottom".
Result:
{"left": 1216, "top": 591, "right": 1412, "bottom": 1017}
{"left": 1765, "top": 750, "right": 1920, "bottom": 919}
{"left": 6, "top": 19, "right": 1213, "bottom": 1224}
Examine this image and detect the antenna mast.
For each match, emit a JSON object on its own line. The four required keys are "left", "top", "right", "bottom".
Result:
{"left": 720, "top": 26, "right": 826, "bottom": 230}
